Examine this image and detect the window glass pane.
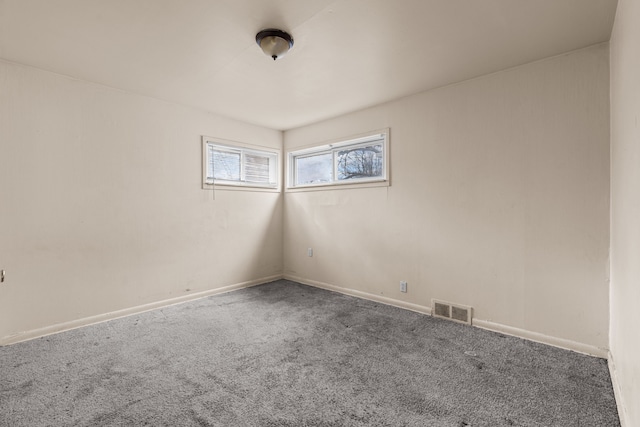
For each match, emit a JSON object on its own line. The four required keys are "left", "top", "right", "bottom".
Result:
{"left": 204, "top": 140, "right": 278, "bottom": 188}
{"left": 213, "top": 150, "right": 241, "bottom": 181}
{"left": 336, "top": 143, "right": 383, "bottom": 180}
{"left": 207, "top": 145, "right": 215, "bottom": 181}
{"left": 295, "top": 152, "right": 333, "bottom": 185}
{"left": 244, "top": 154, "right": 270, "bottom": 183}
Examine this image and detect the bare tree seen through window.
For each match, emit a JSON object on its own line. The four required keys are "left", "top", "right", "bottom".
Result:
{"left": 337, "top": 144, "right": 383, "bottom": 180}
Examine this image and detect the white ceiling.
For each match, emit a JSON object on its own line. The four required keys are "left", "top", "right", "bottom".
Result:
{"left": 0, "top": 0, "right": 618, "bottom": 130}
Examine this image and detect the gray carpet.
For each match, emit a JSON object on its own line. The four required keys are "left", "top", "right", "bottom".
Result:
{"left": 0, "top": 280, "right": 620, "bottom": 426}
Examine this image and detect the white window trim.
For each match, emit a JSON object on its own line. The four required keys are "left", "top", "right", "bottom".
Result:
{"left": 286, "top": 128, "right": 390, "bottom": 191}
{"left": 202, "top": 136, "right": 280, "bottom": 192}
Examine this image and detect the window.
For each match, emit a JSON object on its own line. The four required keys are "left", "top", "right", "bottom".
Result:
{"left": 202, "top": 137, "right": 278, "bottom": 189}
{"left": 287, "top": 129, "right": 389, "bottom": 189}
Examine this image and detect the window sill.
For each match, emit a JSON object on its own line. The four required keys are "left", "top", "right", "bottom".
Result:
{"left": 285, "top": 179, "right": 389, "bottom": 193}
{"left": 202, "top": 183, "right": 281, "bottom": 193}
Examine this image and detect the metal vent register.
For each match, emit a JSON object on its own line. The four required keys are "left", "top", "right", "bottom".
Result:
{"left": 432, "top": 299, "right": 473, "bottom": 325}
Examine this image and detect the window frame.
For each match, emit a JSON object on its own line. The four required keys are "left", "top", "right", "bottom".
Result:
{"left": 286, "top": 129, "right": 390, "bottom": 191}
{"left": 202, "top": 137, "right": 280, "bottom": 192}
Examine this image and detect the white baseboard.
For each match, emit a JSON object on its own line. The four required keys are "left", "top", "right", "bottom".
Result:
{"left": 0, "top": 274, "right": 283, "bottom": 346}
{"left": 608, "top": 352, "right": 629, "bottom": 427}
{"left": 473, "top": 319, "right": 609, "bottom": 359}
{"left": 285, "top": 274, "right": 608, "bottom": 359}
{"left": 284, "top": 274, "right": 432, "bottom": 315}
{"left": 4, "top": 273, "right": 611, "bottom": 361}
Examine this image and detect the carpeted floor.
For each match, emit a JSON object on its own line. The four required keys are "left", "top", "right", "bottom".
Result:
{"left": 0, "top": 280, "right": 620, "bottom": 426}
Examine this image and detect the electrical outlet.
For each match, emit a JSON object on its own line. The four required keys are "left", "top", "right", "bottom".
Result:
{"left": 400, "top": 281, "right": 407, "bottom": 293}
{"left": 307, "top": 248, "right": 313, "bottom": 257}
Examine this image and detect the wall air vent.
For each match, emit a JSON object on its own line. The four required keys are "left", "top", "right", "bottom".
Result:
{"left": 431, "top": 299, "right": 473, "bottom": 325}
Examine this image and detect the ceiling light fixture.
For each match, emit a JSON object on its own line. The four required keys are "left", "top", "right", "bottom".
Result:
{"left": 256, "top": 29, "right": 294, "bottom": 61}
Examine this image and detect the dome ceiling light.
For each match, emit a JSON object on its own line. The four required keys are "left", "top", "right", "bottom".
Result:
{"left": 255, "top": 29, "right": 294, "bottom": 61}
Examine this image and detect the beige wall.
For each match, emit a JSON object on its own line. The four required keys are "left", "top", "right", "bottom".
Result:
{"left": 284, "top": 44, "right": 610, "bottom": 354}
{"left": 0, "top": 34, "right": 625, "bottom": 419}
{"left": 0, "top": 39, "right": 616, "bottom": 376}
{"left": 610, "top": 0, "right": 640, "bottom": 424}
{"left": 0, "top": 60, "right": 283, "bottom": 344}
